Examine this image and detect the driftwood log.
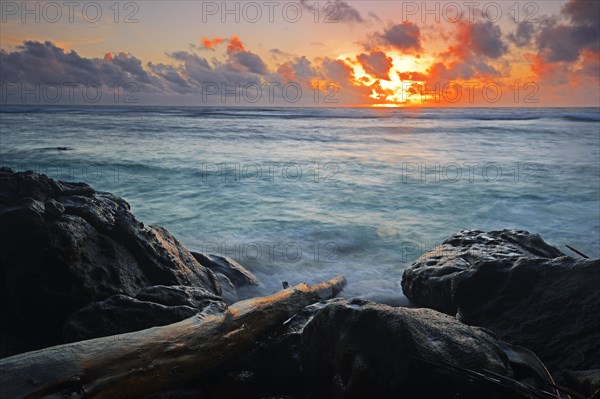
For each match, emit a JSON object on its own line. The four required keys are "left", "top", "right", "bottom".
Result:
{"left": 0, "top": 276, "right": 347, "bottom": 399}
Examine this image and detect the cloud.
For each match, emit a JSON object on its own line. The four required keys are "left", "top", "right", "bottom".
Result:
{"left": 147, "top": 62, "right": 192, "bottom": 93}
{"left": 508, "top": 22, "right": 536, "bottom": 47}
{"left": 356, "top": 51, "right": 393, "bottom": 80}
{"left": 461, "top": 22, "right": 508, "bottom": 59}
{"left": 0, "top": 41, "right": 158, "bottom": 89}
{"left": 534, "top": 0, "right": 599, "bottom": 65}
{"left": 563, "top": 0, "right": 600, "bottom": 26}
{"left": 231, "top": 51, "right": 269, "bottom": 75}
{"left": 226, "top": 35, "right": 246, "bottom": 53}
{"left": 269, "top": 48, "right": 293, "bottom": 60}
{"left": 201, "top": 37, "right": 226, "bottom": 50}
{"left": 378, "top": 22, "right": 421, "bottom": 52}
{"left": 299, "top": 0, "right": 364, "bottom": 23}
{"left": 397, "top": 71, "right": 428, "bottom": 81}
{"left": 426, "top": 58, "right": 500, "bottom": 82}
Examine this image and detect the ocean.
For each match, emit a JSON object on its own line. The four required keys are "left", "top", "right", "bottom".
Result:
{"left": 1, "top": 106, "right": 599, "bottom": 304}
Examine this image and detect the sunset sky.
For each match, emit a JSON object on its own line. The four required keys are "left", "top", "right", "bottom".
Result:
{"left": 1, "top": 0, "right": 599, "bottom": 106}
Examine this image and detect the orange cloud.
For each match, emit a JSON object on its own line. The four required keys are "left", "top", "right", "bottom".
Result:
{"left": 227, "top": 36, "right": 245, "bottom": 53}
{"left": 356, "top": 50, "right": 393, "bottom": 80}
{"left": 202, "top": 37, "right": 226, "bottom": 49}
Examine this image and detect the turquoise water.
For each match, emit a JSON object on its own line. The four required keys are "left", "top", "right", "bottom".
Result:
{"left": 1, "top": 106, "right": 599, "bottom": 304}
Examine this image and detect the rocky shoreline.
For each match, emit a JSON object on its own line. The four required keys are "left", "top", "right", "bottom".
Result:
{"left": 0, "top": 167, "right": 598, "bottom": 398}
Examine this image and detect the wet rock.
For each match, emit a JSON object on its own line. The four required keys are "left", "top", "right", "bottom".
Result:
{"left": 401, "top": 229, "right": 600, "bottom": 390}
{"left": 192, "top": 252, "right": 259, "bottom": 288}
{"left": 135, "top": 285, "right": 220, "bottom": 308}
{"left": 453, "top": 256, "right": 600, "bottom": 380}
{"left": 62, "top": 295, "right": 202, "bottom": 342}
{"left": 215, "top": 274, "right": 239, "bottom": 305}
{"left": 300, "top": 299, "right": 516, "bottom": 399}
{"left": 563, "top": 369, "right": 600, "bottom": 397}
{"left": 0, "top": 168, "right": 220, "bottom": 357}
{"left": 401, "top": 229, "right": 565, "bottom": 315}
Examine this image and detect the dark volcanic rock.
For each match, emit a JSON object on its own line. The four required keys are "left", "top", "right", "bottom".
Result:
{"left": 191, "top": 252, "right": 259, "bottom": 288}
{"left": 401, "top": 229, "right": 565, "bottom": 315}
{"left": 453, "top": 256, "right": 600, "bottom": 379}
{"left": 63, "top": 295, "right": 199, "bottom": 342}
{"left": 135, "top": 285, "right": 220, "bottom": 308}
{"left": 63, "top": 287, "right": 225, "bottom": 342}
{"left": 300, "top": 299, "right": 516, "bottom": 399}
{"left": 0, "top": 168, "right": 220, "bottom": 357}
{"left": 192, "top": 252, "right": 259, "bottom": 304}
{"left": 563, "top": 369, "right": 600, "bottom": 397}
{"left": 401, "top": 229, "right": 600, "bottom": 388}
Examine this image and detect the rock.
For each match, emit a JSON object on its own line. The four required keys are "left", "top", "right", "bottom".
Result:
{"left": 191, "top": 252, "right": 259, "bottom": 288}
{"left": 401, "top": 229, "right": 600, "bottom": 391}
{"left": 214, "top": 274, "right": 239, "bottom": 305}
{"left": 453, "top": 256, "right": 600, "bottom": 381}
{"left": 209, "top": 371, "right": 257, "bottom": 399}
{"left": 135, "top": 285, "right": 221, "bottom": 308}
{"left": 563, "top": 369, "right": 600, "bottom": 397}
{"left": 63, "top": 294, "right": 220, "bottom": 342}
{"left": 191, "top": 252, "right": 260, "bottom": 304}
{"left": 401, "top": 229, "right": 565, "bottom": 315}
{"left": 195, "top": 299, "right": 344, "bottom": 399}
{"left": 300, "top": 299, "right": 519, "bottom": 399}
{"left": 0, "top": 168, "right": 220, "bottom": 357}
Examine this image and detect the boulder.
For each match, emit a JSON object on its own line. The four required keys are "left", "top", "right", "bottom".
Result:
{"left": 192, "top": 252, "right": 260, "bottom": 304}
{"left": 563, "top": 369, "right": 600, "bottom": 397}
{"left": 135, "top": 285, "right": 221, "bottom": 308}
{"left": 191, "top": 252, "right": 259, "bottom": 288}
{"left": 63, "top": 285, "right": 224, "bottom": 341}
{"left": 453, "top": 256, "right": 600, "bottom": 379}
{"left": 300, "top": 299, "right": 519, "bottom": 399}
{"left": 0, "top": 168, "right": 220, "bottom": 357}
{"left": 401, "top": 229, "right": 600, "bottom": 389}
{"left": 401, "top": 229, "right": 565, "bottom": 315}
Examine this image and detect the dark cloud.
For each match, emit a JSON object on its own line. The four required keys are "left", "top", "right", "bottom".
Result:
{"left": 379, "top": 23, "right": 421, "bottom": 52}
{"left": 427, "top": 57, "right": 500, "bottom": 82}
{"left": 538, "top": 24, "right": 598, "bottom": 62}
{"left": 147, "top": 63, "right": 192, "bottom": 93}
{"left": 467, "top": 22, "right": 508, "bottom": 59}
{"left": 0, "top": 41, "right": 158, "bottom": 89}
{"left": 537, "top": 0, "right": 599, "bottom": 63}
{"left": 564, "top": 0, "right": 600, "bottom": 26}
{"left": 290, "top": 56, "right": 316, "bottom": 79}
{"left": 300, "top": 0, "right": 363, "bottom": 23}
{"left": 356, "top": 51, "right": 393, "bottom": 80}
{"left": 508, "top": 22, "right": 536, "bottom": 47}
{"left": 0, "top": 39, "right": 370, "bottom": 105}
{"left": 231, "top": 51, "right": 269, "bottom": 75}
{"left": 111, "top": 52, "right": 154, "bottom": 84}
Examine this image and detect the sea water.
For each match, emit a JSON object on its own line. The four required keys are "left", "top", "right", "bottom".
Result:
{"left": 1, "top": 106, "right": 599, "bottom": 304}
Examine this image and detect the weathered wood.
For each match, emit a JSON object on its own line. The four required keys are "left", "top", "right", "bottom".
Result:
{"left": 0, "top": 276, "right": 346, "bottom": 399}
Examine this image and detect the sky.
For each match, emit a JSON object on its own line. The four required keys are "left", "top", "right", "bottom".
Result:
{"left": 0, "top": 0, "right": 599, "bottom": 106}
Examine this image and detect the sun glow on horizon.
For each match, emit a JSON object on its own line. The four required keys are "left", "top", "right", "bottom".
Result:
{"left": 337, "top": 52, "right": 431, "bottom": 107}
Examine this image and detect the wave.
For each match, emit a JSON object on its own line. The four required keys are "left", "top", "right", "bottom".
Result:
{"left": 1, "top": 105, "right": 599, "bottom": 122}
{"left": 561, "top": 114, "right": 600, "bottom": 122}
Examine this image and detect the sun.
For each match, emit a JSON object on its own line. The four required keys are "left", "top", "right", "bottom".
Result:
{"left": 337, "top": 52, "right": 430, "bottom": 107}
